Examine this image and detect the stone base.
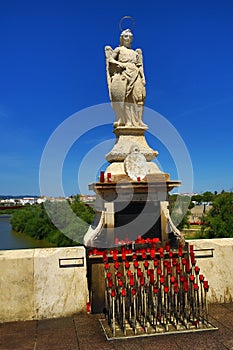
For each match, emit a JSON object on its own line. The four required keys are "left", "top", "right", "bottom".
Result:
{"left": 84, "top": 180, "right": 182, "bottom": 248}
{"left": 105, "top": 126, "right": 158, "bottom": 162}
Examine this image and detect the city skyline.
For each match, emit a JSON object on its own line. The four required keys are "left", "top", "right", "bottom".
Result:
{"left": 0, "top": 0, "right": 233, "bottom": 196}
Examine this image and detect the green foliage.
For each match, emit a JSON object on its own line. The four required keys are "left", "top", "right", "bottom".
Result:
{"left": 203, "top": 192, "right": 233, "bottom": 238}
{"left": 10, "top": 195, "right": 95, "bottom": 247}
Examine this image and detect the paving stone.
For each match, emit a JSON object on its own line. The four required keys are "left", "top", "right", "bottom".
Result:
{"left": 0, "top": 303, "right": 232, "bottom": 350}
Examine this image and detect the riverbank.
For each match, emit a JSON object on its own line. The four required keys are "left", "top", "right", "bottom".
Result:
{"left": 0, "top": 216, "right": 55, "bottom": 250}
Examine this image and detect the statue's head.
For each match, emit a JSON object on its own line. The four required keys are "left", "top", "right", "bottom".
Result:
{"left": 120, "top": 29, "right": 133, "bottom": 46}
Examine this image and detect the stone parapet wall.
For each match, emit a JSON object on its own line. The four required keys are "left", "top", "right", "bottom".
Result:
{"left": 0, "top": 247, "right": 88, "bottom": 323}
{"left": 0, "top": 240, "right": 232, "bottom": 323}
{"left": 188, "top": 238, "right": 233, "bottom": 303}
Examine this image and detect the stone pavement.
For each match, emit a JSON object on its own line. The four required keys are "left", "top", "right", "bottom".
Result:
{"left": 0, "top": 303, "right": 232, "bottom": 350}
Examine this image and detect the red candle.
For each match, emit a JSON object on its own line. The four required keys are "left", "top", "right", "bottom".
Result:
{"left": 107, "top": 272, "right": 111, "bottom": 279}
{"left": 195, "top": 266, "right": 200, "bottom": 274}
{"left": 117, "top": 271, "right": 121, "bottom": 278}
{"left": 144, "top": 260, "right": 149, "bottom": 269}
{"left": 100, "top": 171, "right": 105, "bottom": 182}
{"left": 114, "top": 261, "right": 119, "bottom": 270}
{"left": 164, "top": 286, "right": 169, "bottom": 293}
{"left": 107, "top": 172, "right": 111, "bottom": 182}
{"left": 153, "top": 286, "right": 159, "bottom": 294}
{"left": 104, "top": 263, "right": 109, "bottom": 270}
{"left": 137, "top": 177, "right": 141, "bottom": 181}
{"left": 111, "top": 289, "right": 116, "bottom": 297}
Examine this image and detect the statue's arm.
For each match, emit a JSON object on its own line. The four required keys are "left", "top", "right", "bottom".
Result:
{"left": 105, "top": 46, "right": 126, "bottom": 69}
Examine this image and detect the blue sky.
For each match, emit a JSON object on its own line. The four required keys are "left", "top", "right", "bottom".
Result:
{"left": 0, "top": 0, "right": 233, "bottom": 196}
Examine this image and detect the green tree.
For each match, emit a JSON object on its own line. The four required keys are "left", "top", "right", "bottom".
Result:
{"left": 203, "top": 192, "right": 233, "bottom": 238}
{"left": 10, "top": 196, "right": 95, "bottom": 247}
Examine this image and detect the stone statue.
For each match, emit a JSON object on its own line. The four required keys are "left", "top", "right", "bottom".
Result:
{"left": 105, "top": 29, "right": 146, "bottom": 128}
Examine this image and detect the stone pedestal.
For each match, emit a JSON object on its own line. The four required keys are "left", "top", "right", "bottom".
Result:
{"left": 83, "top": 124, "right": 182, "bottom": 248}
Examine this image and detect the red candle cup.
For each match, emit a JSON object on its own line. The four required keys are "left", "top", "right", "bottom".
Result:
{"left": 125, "top": 261, "right": 130, "bottom": 270}
{"left": 194, "top": 283, "right": 199, "bottom": 291}
{"left": 204, "top": 281, "right": 209, "bottom": 291}
{"left": 154, "top": 259, "right": 159, "bottom": 267}
{"left": 117, "top": 271, "right": 121, "bottom": 278}
{"left": 132, "top": 288, "right": 137, "bottom": 296}
{"left": 164, "top": 286, "right": 169, "bottom": 293}
{"left": 137, "top": 177, "right": 141, "bottom": 181}
{"left": 184, "top": 281, "right": 189, "bottom": 292}
{"left": 174, "top": 284, "right": 179, "bottom": 293}
{"left": 199, "top": 274, "right": 204, "bottom": 282}
{"left": 107, "top": 272, "right": 111, "bottom": 279}
{"left": 111, "top": 289, "right": 116, "bottom": 298}
{"left": 118, "top": 279, "right": 123, "bottom": 287}
{"left": 108, "top": 279, "right": 113, "bottom": 288}
{"left": 153, "top": 286, "right": 159, "bottom": 294}
{"left": 127, "top": 270, "right": 132, "bottom": 277}
{"left": 150, "top": 249, "right": 155, "bottom": 259}
{"left": 170, "top": 276, "right": 175, "bottom": 284}
{"left": 114, "top": 261, "right": 119, "bottom": 270}
{"left": 195, "top": 266, "right": 200, "bottom": 274}
{"left": 130, "top": 276, "right": 134, "bottom": 286}
{"left": 160, "top": 276, "right": 165, "bottom": 284}
{"left": 190, "top": 274, "right": 195, "bottom": 282}
{"left": 144, "top": 260, "right": 149, "bottom": 269}
{"left": 121, "top": 288, "right": 126, "bottom": 297}
{"left": 104, "top": 263, "right": 109, "bottom": 270}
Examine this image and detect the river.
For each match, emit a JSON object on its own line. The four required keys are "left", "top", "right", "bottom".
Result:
{"left": 0, "top": 215, "right": 55, "bottom": 250}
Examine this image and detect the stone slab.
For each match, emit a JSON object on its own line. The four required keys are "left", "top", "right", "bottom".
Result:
{"left": 34, "top": 247, "right": 88, "bottom": 319}
{"left": 188, "top": 238, "right": 233, "bottom": 303}
{"left": 0, "top": 249, "right": 34, "bottom": 322}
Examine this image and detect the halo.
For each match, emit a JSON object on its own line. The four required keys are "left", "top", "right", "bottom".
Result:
{"left": 119, "top": 16, "right": 135, "bottom": 32}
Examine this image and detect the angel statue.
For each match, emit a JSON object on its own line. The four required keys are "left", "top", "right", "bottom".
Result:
{"left": 105, "top": 29, "right": 147, "bottom": 128}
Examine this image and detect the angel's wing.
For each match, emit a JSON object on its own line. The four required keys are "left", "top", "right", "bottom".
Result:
{"left": 104, "top": 45, "right": 113, "bottom": 100}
